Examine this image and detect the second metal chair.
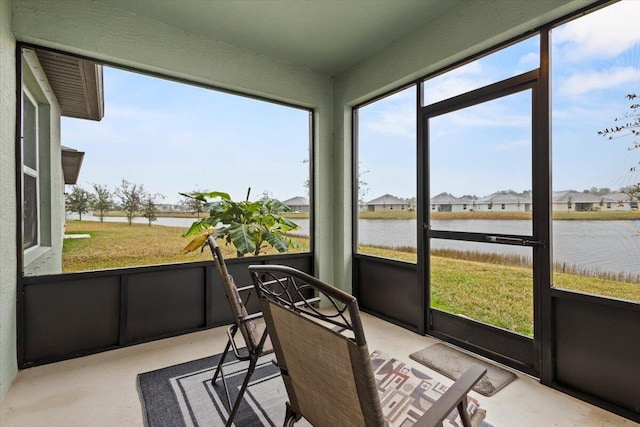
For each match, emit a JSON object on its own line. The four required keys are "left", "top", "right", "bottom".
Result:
{"left": 206, "top": 236, "right": 273, "bottom": 427}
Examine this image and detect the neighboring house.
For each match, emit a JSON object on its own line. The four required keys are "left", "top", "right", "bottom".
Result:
{"left": 282, "top": 196, "right": 309, "bottom": 212}
{"left": 20, "top": 48, "right": 103, "bottom": 276}
{"left": 430, "top": 192, "right": 478, "bottom": 212}
{"left": 430, "top": 192, "right": 456, "bottom": 212}
{"left": 552, "top": 191, "right": 613, "bottom": 212}
{"left": 365, "top": 194, "right": 409, "bottom": 212}
{"left": 604, "top": 192, "right": 638, "bottom": 211}
{"left": 476, "top": 193, "right": 532, "bottom": 212}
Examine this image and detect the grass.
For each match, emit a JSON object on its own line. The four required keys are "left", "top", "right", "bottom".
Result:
{"left": 63, "top": 221, "right": 309, "bottom": 272}
{"left": 431, "top": 257, "right": 534, "bottom": 336}
{"left": 358, "top": 245, "right": 639, "bottom": 336}
{"left": 64, "top": 221, "right": 638, "bottom": 337}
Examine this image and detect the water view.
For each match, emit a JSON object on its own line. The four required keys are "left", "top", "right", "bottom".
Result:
{"left": 74, "top": 214, "right": 639, "bottom": 278}
{"left": 359, "top": 219, "right": 639, "bottom": 278}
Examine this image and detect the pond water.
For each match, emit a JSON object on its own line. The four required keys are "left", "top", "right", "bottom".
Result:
{"left": 74, "top": 214, "right": 639, "bottom": 277}
{"left": 356, "top": 218, "right": 639, "bottom": 277}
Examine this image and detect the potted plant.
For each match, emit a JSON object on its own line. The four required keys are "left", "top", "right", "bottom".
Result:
{"left": 181, "top": 188, "right": 300, "bottom": 257}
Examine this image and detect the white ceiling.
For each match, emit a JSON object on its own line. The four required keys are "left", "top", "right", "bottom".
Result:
{"left": 101, "top": 0, "right": 462, "bottom": 75}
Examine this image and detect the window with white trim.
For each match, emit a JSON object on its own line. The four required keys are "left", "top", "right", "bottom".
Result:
{"left": 22, "top": 88, "right": 39, "bottom": 250}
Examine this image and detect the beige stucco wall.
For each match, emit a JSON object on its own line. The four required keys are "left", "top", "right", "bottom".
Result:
{"left": 0, "top": 0, "right": 17, "bottom": 401}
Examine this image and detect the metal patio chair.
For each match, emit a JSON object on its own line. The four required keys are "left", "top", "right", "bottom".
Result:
{"left": 249, "top": 264, "right": 488, "bottom": 427}
{"left": 206, "top": 236, "right": 273, "bottom": 427}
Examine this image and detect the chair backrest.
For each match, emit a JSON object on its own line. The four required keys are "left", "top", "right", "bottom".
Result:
{"left": 207, "top": 236, "right": 260, "bottom": 350}
{"left": 248, "top": 264, "right": 385, "bottom": 427}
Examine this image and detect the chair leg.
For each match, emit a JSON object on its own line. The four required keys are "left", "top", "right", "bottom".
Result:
{"left": 283, "top": 402, "right": 301, "bottom": 427}
{"left": 212, "top": 337, "right": 233, "bottom": 385}
{"left": 458, "top": 400, "right": 472, "bottom": 427}
{"left": 224, "top": 353, "right": 260, "bottom": 427}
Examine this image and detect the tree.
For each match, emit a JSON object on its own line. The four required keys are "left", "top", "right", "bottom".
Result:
{"left": 180, "top": 189, "right": 207, "bottom": 218}
{"left": 598, "top": 93, "right": 639, "bottom": 203}
{"left": 358, "top": 167, "right": 371, "bottom": 205}
{"left": 142, "top": 193, "right": 164, "bottom": 227}
{"left": 91, "top": 183, "right": 113, "bottom": 222}
{"left": 66, "top": 186, "right": 94, "bottom": 220}
{"left": 181, "top": 188, "right": 300, "bottom": 257}
{"left": 115, "top": 179, "right": 146, "bottom": 225}
{"left": 302, "top": 158, "right": 370, "bottom": 204}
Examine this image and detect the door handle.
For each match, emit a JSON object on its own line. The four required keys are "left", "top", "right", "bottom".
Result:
{"left": 486, "top": 235, "right": 545, "bottom": 247}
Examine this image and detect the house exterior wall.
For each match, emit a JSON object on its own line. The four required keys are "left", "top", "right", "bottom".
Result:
{"left": 288, "top": 205, "right": 309, "bottom": 213}
{"left": 452, "top": 203, "right": 473, "bottom": 212}
{"left": 0, "top": 0, "right": 17, "bottom": 400}
{"left": 21, "top": 51, "right": 64, "bottom": 276}
{"left": 551, "top": 201, "right": 628, "bottom": 212}
{"left": 369, "top": 203, "right": 407, "bottom": 212}
{"left": 495, "top": 202, "right": 527, "bottom": 212}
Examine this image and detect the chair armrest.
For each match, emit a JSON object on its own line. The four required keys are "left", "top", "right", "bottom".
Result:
{"left": 237, "top": 298, "right": 319, "bottom": 324}
{"left": 413, "top": 365, "right": 486, "bottom": 427}
{"left": 236, "top": 284, "right": 255, "bottom": 305}
{"left": 237, "top": 284, "right": 254, "bottom": 293}
{"left": 239, "top": 312, "right": 264, "bottom": 322}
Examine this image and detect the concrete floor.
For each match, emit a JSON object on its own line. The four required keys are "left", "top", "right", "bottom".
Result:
{"left": 0, "top": 312, "right": 636, "bottom": 427}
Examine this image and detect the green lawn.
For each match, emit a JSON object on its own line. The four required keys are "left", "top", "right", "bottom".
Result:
{"left": 63, "top": 221, "right": 309, "bottom": 272}
{"left": 359, "top": 245, "right": 639, "bottom": 336}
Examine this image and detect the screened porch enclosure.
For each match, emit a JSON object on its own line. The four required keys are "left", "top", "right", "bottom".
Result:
{"left": 3, "top": 0, "right": 639, "bottom": 424}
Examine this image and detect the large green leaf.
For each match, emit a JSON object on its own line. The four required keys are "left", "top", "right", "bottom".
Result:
{"left": 229, "top": 222, "right": 257, "bottom": 256}
{"left": 182, "top": 220, "right": 207, "bottom": 237}
{"left": 264, "top": 232, "right": 289, "bottom": 253}
{"left": 198, "top": 191, "right": 230, "bottom": 201}
{"left": 263, "top": 198, "right": 290, "bottom": 213}
{"left": 179, "top": 191, "right": 230, "bottom": 202}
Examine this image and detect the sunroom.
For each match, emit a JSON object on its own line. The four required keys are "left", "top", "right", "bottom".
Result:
{"left": 0, "top": 0, "right": 638, "bottom": 425}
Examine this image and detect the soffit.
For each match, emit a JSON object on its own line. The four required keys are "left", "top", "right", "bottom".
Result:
{"left": 100, "top": 0, "right": 462, "bottom": 75}
{"left": 34, "top": 49, "right": 104, "bottom": 121}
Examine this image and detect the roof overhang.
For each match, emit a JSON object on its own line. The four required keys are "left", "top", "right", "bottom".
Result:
{"left": 35, "top": 49, "right": 104, "bottom": 121}
{"left": 61, "top": 146, "right": 85, "bottom": 185}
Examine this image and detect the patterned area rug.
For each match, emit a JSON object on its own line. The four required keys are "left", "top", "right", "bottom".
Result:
{"left": 137, "top": 352, "right": 306, "bottom": 427}
{"left": 138, "top": 350, "right": 494, "bottom": 427}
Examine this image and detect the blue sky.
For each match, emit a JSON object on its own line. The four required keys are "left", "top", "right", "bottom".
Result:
{"left": 62, "top": 69, "right": 310, "bottom": 204}
{"left": 358, "top": 0, "right": 640, "bottom": 200}
{"left": 63, "top": 1, "right": 639, "bottom": 205}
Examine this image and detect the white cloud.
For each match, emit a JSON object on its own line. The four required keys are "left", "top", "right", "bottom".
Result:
{"left": 362, "top": 103, "right": 416, "bottom": 139}
{"left": 423, "top": 61, "right": 489, "bottom": 104}
{"left": 560, "top": 66, "right": 640, "bottom": 96}
{"left": 518, "top": 52, "right": 539, "bottom": 69}
{"left": 552, "top": 1, "right": 640, "bottom": 63}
